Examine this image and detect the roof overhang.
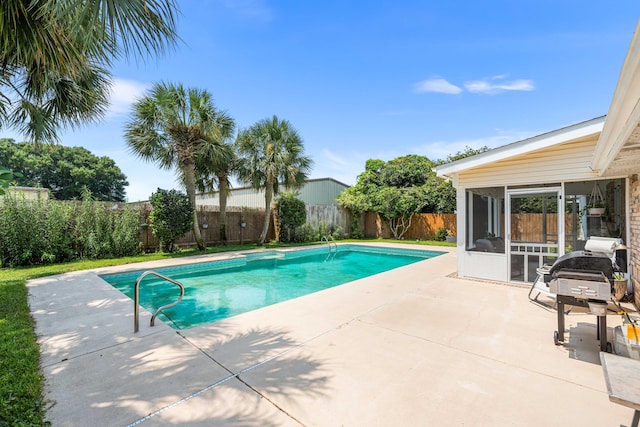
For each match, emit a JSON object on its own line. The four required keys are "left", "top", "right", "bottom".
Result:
{"left": 592, "top": 20, "right": 640, "bottom": 176}
{"left": 436, "top": 117, "right": 605, "bottom": 179}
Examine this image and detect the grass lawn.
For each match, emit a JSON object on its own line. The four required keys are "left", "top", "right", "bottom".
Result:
{"left": 0, "top": 239, "right": 453, "bottom": 425}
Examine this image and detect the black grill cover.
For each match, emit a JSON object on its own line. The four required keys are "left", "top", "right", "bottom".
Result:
{"left": 548, "top": 251, "right": 613, "bottom": 283}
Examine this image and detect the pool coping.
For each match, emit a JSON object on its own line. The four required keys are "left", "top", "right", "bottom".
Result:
{"left": 27, "top": 242, "right": 632, "bottom": 426}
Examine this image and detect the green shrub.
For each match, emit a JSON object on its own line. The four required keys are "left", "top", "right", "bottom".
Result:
{"left": 435, "top": 227, "right": 448, "bottom": 241}
{"left": 75, "top": 192, "right": 111, "bottom": 259}
{"left": 275, "top": 192, "right": 306, "bottom": 243}
{"left": 0, "top": 190, "right": 140, "bottom": 267}
{"left": 285, "top": 221, "right": 345, "bottom": 243}
{"left": 0, "top": 194, "right": 57, "bottom": 267}
{"left": 350, "top": 226, "right": 364, "bottom": 239}
{"left": 149, "top": 188, "right": 193, "bottom": 252}
{"left": 292, "top": 222, "right": 317, "bottom": 243}
{"left": 112, "top": 205, "right": 142, "bottom": 257}
{"left": 42, "top": 200, "right": 75, "bottom": 263}
{"left": 74, "top": 190, "right": 140, "bottom": 259}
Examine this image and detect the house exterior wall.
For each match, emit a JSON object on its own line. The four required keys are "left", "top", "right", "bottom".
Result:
{"left": 457, "top": 136, "right": 600, "bottom": 188}
{"left": 4, "top": 186, "right": 50, "bottom": 201}
{"left": 453, "top": 186, "right": 510, "bottom": 282}
{"left": 630, "top": 174, "right": 640, "bottom": 306}
{"left": 451, "top": 134, "right": 633, "bottom": 284}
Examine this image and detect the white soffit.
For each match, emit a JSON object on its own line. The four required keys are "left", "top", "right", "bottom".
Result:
{"left": 592, "top": 20, "right": 640, "bottom": 176}
{"left": 436, "top": 116, "right": 605, "bottom": 178}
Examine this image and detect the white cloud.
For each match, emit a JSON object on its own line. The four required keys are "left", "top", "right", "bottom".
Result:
{"left": 107, "top": 78, "right": 150, "bottom": 118}
{"left": 414, "top": 75, "right": 534, "bottom": 95}
{"left": 413, "top": 78, "right": 463, "bottom": 94}
{"left": 464, "top": 76, "right": 534, "bottom": 94}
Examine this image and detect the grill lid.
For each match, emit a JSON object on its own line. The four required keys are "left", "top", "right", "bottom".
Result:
{"left": 549, "top": 250, "right": 613, "bottom": 282}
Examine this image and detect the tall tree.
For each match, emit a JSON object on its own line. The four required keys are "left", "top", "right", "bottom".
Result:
{"left": 124, "top": 82, "right": 229, "bottom": 250}
{"left": 0, "top": 0, "right": 179, "bottom": 142}
{"left": 194, "top": 115, "right": 236, "bottom": 243}
{"left": 0, "top": 138, "right": 128, "bottom": 201}
{"left": 338, "top": 155, "right": 455, "bottom": 239}
{"left": 437, "top": 145, "right": 490, "bottom": 165}
{"left": 236, "top": 116, "right": 313, "bottom": 244}
{"left": 336, "top": 159, "right": 384, "bottom": 237}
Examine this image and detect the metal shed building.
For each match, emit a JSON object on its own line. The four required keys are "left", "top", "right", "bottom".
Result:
{"left": 196, "top": 177, "right": 349, "bottom": 208}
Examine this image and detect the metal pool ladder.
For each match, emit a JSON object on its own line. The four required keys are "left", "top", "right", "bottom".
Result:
{"left": 321, "top": 235, "right": 337, "bottom": 252}
{"left": 134, "top": 271, "right": 185, "bottom": 333}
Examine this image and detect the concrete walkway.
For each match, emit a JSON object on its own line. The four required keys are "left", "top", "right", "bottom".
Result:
{"left": 27, "top": 244, "right": 634, "bottom": 426}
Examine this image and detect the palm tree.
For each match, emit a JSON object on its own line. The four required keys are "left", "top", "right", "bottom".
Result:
{"left": 236, "top": 115, "right": 313, "bottom": 244}
{"left": 0, "top": 0, "right": 178, "bottom": 142}
{"left": 124, "top": 82, "right": 229, "bottom": 251}
{"left": 194, "top": 114, "right": 236, "bottom": 243}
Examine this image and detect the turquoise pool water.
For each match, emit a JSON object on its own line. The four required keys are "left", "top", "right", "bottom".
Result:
{"left": 101, "top": 245, "right": 442, "bottom": 329}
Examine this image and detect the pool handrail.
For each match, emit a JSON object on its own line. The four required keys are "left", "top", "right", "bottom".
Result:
{"left": 134, "top": 271, "right": 185, "bottom": 333}
{"left": 321, "top": 235, "right": 337, "bottom": 251}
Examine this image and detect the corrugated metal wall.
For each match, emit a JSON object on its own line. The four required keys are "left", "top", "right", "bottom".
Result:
{"left": 296, "top": 178, "right": 348, "bottom": 205}
{"left": 197, "top": 186, "right": 265, "bottom": 208}
{"left": 195, "top": 178, "right": 349, "bottom": 208}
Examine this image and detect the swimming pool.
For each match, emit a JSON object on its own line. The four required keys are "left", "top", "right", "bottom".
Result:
{"left": 101, "top": 245, "right": 442, "bottom": 329}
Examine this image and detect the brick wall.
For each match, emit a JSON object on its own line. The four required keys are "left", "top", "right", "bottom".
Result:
{"left": 630, "top": 174, "right": 640, "bottom": 307}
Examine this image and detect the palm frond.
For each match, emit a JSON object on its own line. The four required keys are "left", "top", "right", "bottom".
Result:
{"left": 69, "top": 0, "right": 179, "bottom": 60}
{"left": 234, "top": 115, "right": 312, "bottom": 193}
{"left": 0, "top": 0, "right": 179, "bottom": 142}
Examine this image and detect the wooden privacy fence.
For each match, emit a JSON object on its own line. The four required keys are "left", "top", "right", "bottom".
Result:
{"left": 138, "top": 208, "right": 457, "bottom": 248}
{"left": 511, "top": 213, "right": 555, "bottom": 242}
{"left": 510, "top": 213, "right": 577, "bottom": 242}
{"left": 138, "top": 206, "right": 274, "bottom": 250}
{"left": 363, "top": 212, "right": 457, "bottom": 240}
{"left": 137, "top": 210, "right": 588, "bottom": 248}
{"left": 137, "top": 204, "right": 350, "bottom": 250}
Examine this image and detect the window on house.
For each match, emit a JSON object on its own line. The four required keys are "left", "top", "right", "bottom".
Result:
{"left": 465, "top": 187, "right": 505, "bottom": 253}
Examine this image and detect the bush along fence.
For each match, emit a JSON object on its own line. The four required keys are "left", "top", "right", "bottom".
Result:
{"left": 0, "top": 194, "right": 460, "bottom": 268}
{"left": 137, "top": 203, "right": 352, "bottom": 250}
{"left": 0, "top": 194, "right": 140, "bottom": 267}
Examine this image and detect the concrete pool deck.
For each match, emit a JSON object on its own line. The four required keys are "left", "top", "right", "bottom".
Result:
{"left": 27, "top": 243, "right": 635, "bottom": 426}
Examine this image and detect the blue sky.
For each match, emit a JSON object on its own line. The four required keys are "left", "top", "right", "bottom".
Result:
{"left": 4, "top": 1, "right": 639, "bottom": 201}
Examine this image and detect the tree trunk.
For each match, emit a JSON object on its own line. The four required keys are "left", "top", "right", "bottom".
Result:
{"left": 182, "top": 161, "right": 206, "bottom": 250}
{"left": 259, "top": 182, "right": 274, "bottom": 245}
{"left": 217, "top": 171, "right": 228, "bottom": 243}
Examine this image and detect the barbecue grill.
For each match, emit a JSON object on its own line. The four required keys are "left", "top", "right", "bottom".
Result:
{"left": 546, "top": 247, "right": 621, "bottom": 352}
